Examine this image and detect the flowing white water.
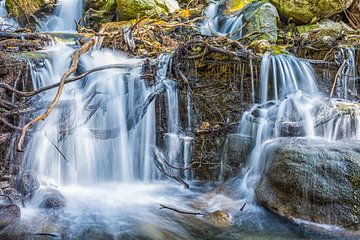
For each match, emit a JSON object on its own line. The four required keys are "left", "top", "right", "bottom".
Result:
{"left": 334, "top": 48, "right": 358, "bottom": 100}
{"left": 234, "top": 52, "right": 360, "bottom": 203}
{"left": 0, "top": 0, "right": 17, "bottom": 31}
{"left": 201, "top": 2, "right": 244, "bottom": 39}
{"left": 24, "top": 45, "right": 158, "bottom": 185}
{"left": 45, "top": 0, "right": 83, "bottom": 32}
{"left": 236, "top": 54, "right": 325, "bottom": 201}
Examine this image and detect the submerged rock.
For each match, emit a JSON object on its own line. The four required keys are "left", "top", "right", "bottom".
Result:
{"left": 116, "top": 0, "right": 180, "bottom": 21}
{"left": 256, "top": 138, "right": 360, "bottom": 230}
{"left": 6, "top": 0, "right": 56, "bottom": 27}
{"left": 36, "top": 188, "right": 66, "bottom": 209}
{"left": 0, "top": 204, "right": 20, "bottom": 227}
{"left": 271, "top": 0, "right": 354, "bottom": 24}
{"left": 221, "top": 134, "right": 252, "bottom": 179}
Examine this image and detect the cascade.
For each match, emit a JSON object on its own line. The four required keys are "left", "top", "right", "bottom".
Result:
{"left": 236, "top": 54, "right": 319, "bottom": 201}
{"left": 0, "top": 0, "right": 17, "bottom": 31}
{"left": 157, "top": 54, "right": 194, "bottom": 180}
{"left": 24, "top": 45, "right": 157, "bottom": 185}
{"left": 201, "top": 2, "right": 243, "bottom": 39}
{"left": 233, "top": 52, "right": 360, "bottom": 202}
{"left": 45, "top": 0, "right": 83, "bottom": 32}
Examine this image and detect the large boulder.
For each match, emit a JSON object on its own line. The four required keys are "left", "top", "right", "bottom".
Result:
{"left": 270, "top": 0, "right": 354, "bottom": 24}
{"left": 6, "top": 0, "right": 56, "bottom": 27}
{"left": 256, "top": 138, "right": 360, "bottom": 230}
{"left": 116, "top": 0, "right": 180, "bottom": 21}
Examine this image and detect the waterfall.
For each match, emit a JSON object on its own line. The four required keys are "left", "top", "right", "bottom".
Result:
{"left": 334, "top": 48, "right": 358, "bottom": 100}
{"left": 0, "top": 0, "right": 17, "bottom": 31}
{"left": 234, "top": 52, "right": 360, "bottom": 201}
{"left": 201, "top": 2, "right": 244, "bottom": 39}
{"left": 24, "top": 45, "right": 157, "bottom": 186}
{"left": 157, "top": 54, "right": 194, "bottom": 180}
{"left": 45, "top": 0, "right": 83, "bottom": 32}
{"left": 236, "top": 54, "right": 322, "bottom": 201}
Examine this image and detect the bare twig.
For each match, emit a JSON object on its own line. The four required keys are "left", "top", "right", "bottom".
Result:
{"left": 159, "top": 204, "right": 204, "bottom": 215}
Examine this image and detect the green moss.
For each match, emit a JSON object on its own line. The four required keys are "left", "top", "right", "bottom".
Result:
{"left": 6, "top": 0, "right": 56, "bottom": 22}
{"left": 116, "top": 0, "right": 179, "bottom": 21}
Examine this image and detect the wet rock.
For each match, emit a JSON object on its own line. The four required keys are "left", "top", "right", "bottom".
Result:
{"left": 15, "top": 171, "right": 40, "bottom": 196}
{"left": 271, "top": 0, "right": 354, "bottom": 24}
{"left": 279, "top": 122, "right": 305, "bottom": 137}
{"left": 6, "top": 0, "right": 56, "bottom": 27}
{"left": 0, "top": 204, "right": 20, "bottom": 227}
{"left": 116, "top": 0, "right": 180, "bottom": 21}
{"left": 255, "top": 138, "right": 360, "bottom": 230}
{"left": 242, "top": 2, "right": 279, "bottom": 43}
{"left": 83, "top": 0, "right": 117, "bottom": 30}
{"left": 221, "top": 134, "right": 252, "bottom": 179}
{"left": 37, "top": 189, "right": 65, "bottom": 209}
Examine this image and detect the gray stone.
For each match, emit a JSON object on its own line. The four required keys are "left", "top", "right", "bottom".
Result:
{"left": 0, "top": 204, "right": 20, "bottom": 227}
{"left": 255, "top": 138, "right": 360, "bottom": 230}
{"left": 222, "top": 134, "right": 252, "bottom": 179}
{"left": 37, "top": 189, "right": 66, "bottom": 209}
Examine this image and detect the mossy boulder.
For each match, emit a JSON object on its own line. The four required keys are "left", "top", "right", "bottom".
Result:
{"left": 224, "top": 0, "right": 255, "bottom": 15}
{"left": 242, "top": 1, "right": 279, "bottom": 43}
{"left": 116, "top": 0, "right": 180, "bottom": 21}
{"left": 270, "top": 0, "right": 354, "bottom": 24}
{"left": 6, "top": 0, "right": 56, "bottom": 27}
{"left": 256, "top": 138, "right": 360, "bottom": 230}
{"left": 83, "top": 0, "right": 117, "bottom": 30}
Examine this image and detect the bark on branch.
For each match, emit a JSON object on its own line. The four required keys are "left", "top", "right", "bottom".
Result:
{"left": 17, "top": 39, "right": 97, "bottom": 151}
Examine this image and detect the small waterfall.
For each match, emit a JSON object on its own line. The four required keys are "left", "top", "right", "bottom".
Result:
{"left": 157, "top": 54, "right": 194, "bottom": 180}
{"left": 201, "top": 2, "right": 244, "bottom": 39}
{"left": 24, "top": 45, "right": 157, "bottom": 186}
{"left": 45, "top": 0, "right": 83, "bottom": 32}
{"left": 0, "top": 0, "right": 17, "bottom": 31}
{"left": 236, "top": 54, "right": 320, "bottom": 201}
{"left": 260, "top": 53, "right": 318, "bottom": 103}
{"left": 334, "top": 48, "right": 358, "bottom": 100}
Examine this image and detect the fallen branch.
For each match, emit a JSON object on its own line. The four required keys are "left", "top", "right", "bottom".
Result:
{"left": 159, "top": 204, "right": 204, "bottom": 215}
{"left": 153, "top": 147, "right": 189, "bottom": 188}
{"left": 17, "top": 38, "right": 97, "bottom": 151}
{"left": 0, "top": 63, "right": 139, "bottom": 97}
